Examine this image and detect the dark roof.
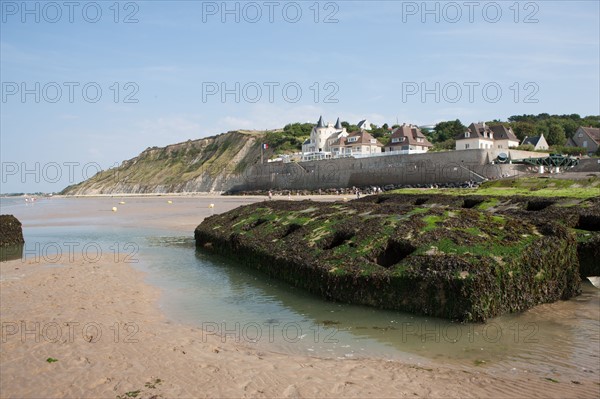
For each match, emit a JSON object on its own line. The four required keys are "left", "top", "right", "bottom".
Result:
{"left": 522, "top": 136, "right": 541, "bottom": 146}
{"left": 330, "top": 130, "right": 383, "bottom": 147}
{"left": 456, "top": 123, "right": 489, "bottom": 140}
{"left": 357, "top": 120, "right": 370, "bottom": 129}
{"left": 316, "top": 116, "right": 325, "bottom": 128}
{"left": 579, "top": 127, "right": 600, "bottom": 144}
{"left": 388, "top": 125, "right": 432, "bottom": 147}
{"left": 490, "top": 125, "right": 518, "bottom": 141}
{"left": 334, "top": 117, "right": 342, "bottom": 130}
{"left": 456, "top": 122, "right": 515, "bottom": 141}
{"left": 566, "top": 137, "right": 578, "bottom": 147}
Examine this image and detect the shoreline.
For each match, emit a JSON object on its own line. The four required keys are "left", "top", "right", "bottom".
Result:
{"left": 2, "top": 256, "right": 598, "bottom": 398}
{"left": 1, "top": 195, "right": 599, "bottom": 398}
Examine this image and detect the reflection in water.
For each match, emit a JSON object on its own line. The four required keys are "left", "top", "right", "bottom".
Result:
{"left": 142, "top": 235, "right": 599, "bottom": 378}
{"left": 12, "top": 223, "right": 599, "bottom": 380}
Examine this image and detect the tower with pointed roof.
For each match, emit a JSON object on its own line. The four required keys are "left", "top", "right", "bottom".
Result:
{"left": 301, "top": 116, "right": 348, "bottom": 158}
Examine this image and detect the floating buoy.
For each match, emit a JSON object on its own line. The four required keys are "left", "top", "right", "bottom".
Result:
{"left": 167, "top": 200, "right": 173, "bottom": 204}
{"left": 208, "top": 203, "right": 215, "bottom": 208}
{"left": 119, "top": 201, "right": 125, "bottom": 204}
{"left": 112, "top": 207, "right": 118, "bottom": 212}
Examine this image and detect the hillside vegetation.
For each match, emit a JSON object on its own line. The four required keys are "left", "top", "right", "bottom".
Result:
{"left": 61, "top": 131, "right": 267, "bottom": 194}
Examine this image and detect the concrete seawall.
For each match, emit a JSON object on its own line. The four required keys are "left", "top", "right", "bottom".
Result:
{"left": 228, "top": 149, "right": 543, "bottom": 192}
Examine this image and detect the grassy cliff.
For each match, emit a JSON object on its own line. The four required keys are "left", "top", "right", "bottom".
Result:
{"left": 61, "top": 131, "right": 266, "bottom": 195}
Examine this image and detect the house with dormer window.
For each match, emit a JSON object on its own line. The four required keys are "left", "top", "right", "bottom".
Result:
{"left": 385, "top": 123, "right": 432, "bottom": 154}
{"left": 329, "top": 130, "right": 383, "bottom": 156}
{"left": 455, "top": 122, "right": 518, "bottom": 150}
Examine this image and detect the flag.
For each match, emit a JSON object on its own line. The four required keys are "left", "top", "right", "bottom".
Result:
{"left": 263, "top": 143, "right": 269, "bottom": 149}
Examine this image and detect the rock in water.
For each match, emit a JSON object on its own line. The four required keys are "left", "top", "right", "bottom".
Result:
{"left": 0, "top": 215, "right": 25, "bottom": 247}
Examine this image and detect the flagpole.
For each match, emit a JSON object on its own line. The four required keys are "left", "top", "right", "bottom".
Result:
{"left": 261, "top": 143, "right": 264, "bottom": 164}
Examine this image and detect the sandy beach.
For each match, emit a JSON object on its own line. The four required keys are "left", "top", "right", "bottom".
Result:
{"left": 1, "top": 196, "right": 599, "bottom": 398}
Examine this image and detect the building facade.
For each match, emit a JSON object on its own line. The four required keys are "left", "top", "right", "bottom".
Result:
{"left": 456, "top": 122, "right": 519, "bottom": 150}
{"left": 522, "top": 134, "right": 549, "bottom": 151}
{"left": 301, "top": 116, "right": 347, "bottom": 159}
{"left": 566, "top": 127, "right": 600, "bottom": 155}
{"left": 329, "top": 130, "right": 383, "bottom": 156}
{"left": 385, "top": 124, "right": 432, "bottom": 154}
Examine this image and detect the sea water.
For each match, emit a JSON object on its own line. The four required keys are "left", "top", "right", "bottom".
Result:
{"left": 2, "top": 196, "right": 598, "bottom": 380}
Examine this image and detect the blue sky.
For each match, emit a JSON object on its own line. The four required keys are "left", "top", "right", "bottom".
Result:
{"left": 1, "top": 0, "right": 599, "bottom": 193}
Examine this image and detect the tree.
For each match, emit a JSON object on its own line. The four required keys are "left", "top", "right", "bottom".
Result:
{"left": 431, "top": 139, "right": 456, "bottom": 151}
{"left": 534, "top": 122, "right": 549, "bottom": 136}
{"left": 546, "top": 123, "right": 566, "bottom": 146}
{"left": 283, "top": 123, "right": 313, "bottom": 137}
{"left": 559, "top": 119, "right": 580, "bottom": 138}
{"left": 433, "top": 119, "right": 466, "bottom": 142}
{"left": 512, "top": 121, "right": 536, "bottom": 141}
{"left": 341, "top": 121, "right": 358, "bottom": 132}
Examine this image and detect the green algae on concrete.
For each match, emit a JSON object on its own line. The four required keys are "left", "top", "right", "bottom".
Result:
{"left": 195, "top": 196, "right": 586, "bottom": 322}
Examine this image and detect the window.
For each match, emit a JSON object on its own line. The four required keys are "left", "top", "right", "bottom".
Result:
{"left": 465, "top": 132, "right": 470, "bottom": 138}
{"left": 370, "top": 139, "right": 376, "bottom": 144}
{"left": 583, "top": 140, "right": 588, "bottom": 148}
{"left": 417, "top": 138, "right": 423, "bottom": 143}
{"left": 391, "top": 138, "right": 399, "bottom": 143}
{"left": 579, "top": 133, "right": 584, "bottom": 138}
{"left": 465, "top": 144, "right": 470, "bottom": 149}
{"left": 347, "top": 137, "right": 358, "bottom": 143}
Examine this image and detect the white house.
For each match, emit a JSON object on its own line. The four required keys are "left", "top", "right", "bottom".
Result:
{"left": 455, "top": 122, "right": 519, "bottom": 150}
{"left": 329, "top": 130, "right": 383, "bottom": 156}
{"left": 385, "top": 124, "right": 432, "bottom": 154}
{"left": 455, "top": 122, "right": 494, "bottom": 150}
{"left": 522, "top": 133, "right": 549, "bottom": 151}
{"left": 301, "top": 116, "right": 347, "bottom": 159}
{"left": 490, "top": 125, "right": 520, "bottom": 150}
{"left": 357, "top": 119, "right": 372, "bottom": 131}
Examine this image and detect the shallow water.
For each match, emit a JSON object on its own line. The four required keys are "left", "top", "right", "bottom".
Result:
{"left": 2, "top": 196, "right": 599, "bottom": 379}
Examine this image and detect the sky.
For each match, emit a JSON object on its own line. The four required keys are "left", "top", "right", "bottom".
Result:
{"left": 1, "top": 0, "right": 599, "bottom": 193}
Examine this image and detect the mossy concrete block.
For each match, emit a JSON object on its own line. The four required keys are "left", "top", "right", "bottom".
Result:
{"left": 0, "top": 215, "right": 24, "bottom": 247}
{"left": 195, "top": 196, "right": 583, "bottom": 322}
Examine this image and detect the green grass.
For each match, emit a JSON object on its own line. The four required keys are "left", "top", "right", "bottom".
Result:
{"left": 390, "top": 177, "right": 599, "bottom": 199}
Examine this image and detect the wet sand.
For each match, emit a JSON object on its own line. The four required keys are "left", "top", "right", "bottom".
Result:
{"left": 1, "top": 196, "right": 599, "bottom": 398}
